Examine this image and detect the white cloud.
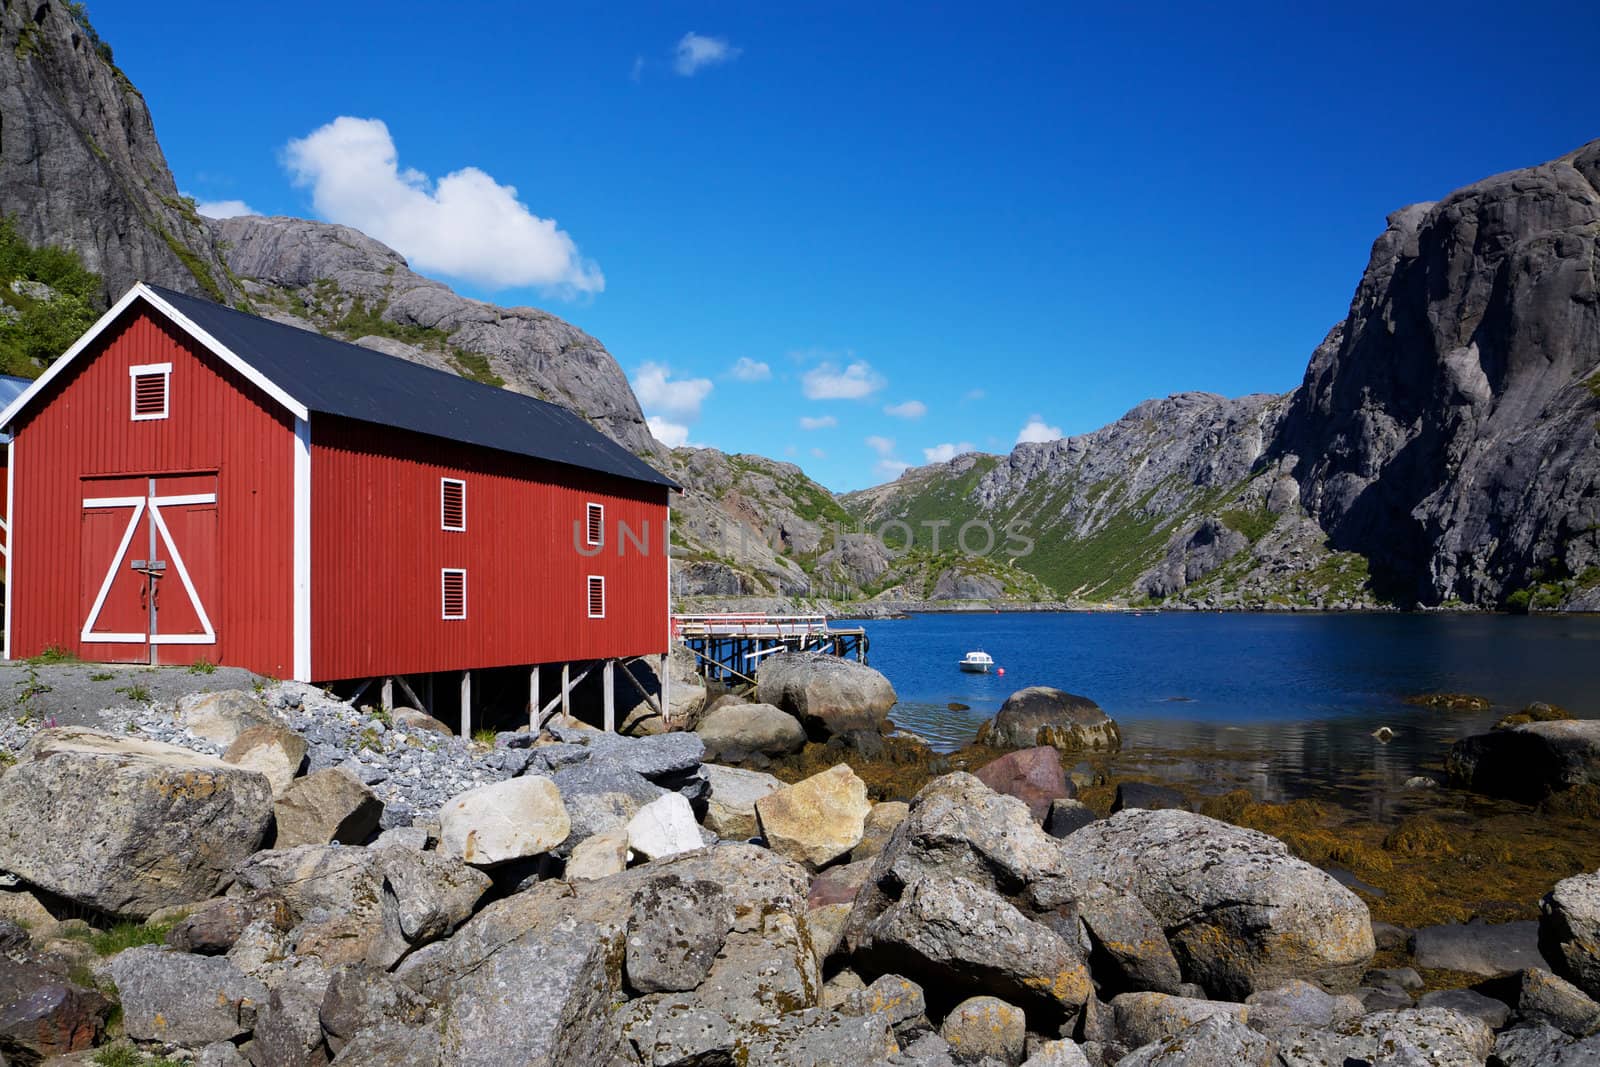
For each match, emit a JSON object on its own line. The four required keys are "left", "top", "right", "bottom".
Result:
{"left": 194, "top": 198, "right": 256, "bottom": 219}
{"left": 810, "top": 447, "right": 826, "bottom": 459}
{"left": 923, "top": 442, "right": 975, "bottom": 464}
{"left": 647, "top": 416, "right": 691, "bottom": 448}
{"left": 674, "top": 32, "right": 741, "bottom": 76}
{"left": 799, "top": 415, "right": 837, "bottom": 430}
{"left": 630, "top": 55, "right": 645, "bottom": 81}
{"left": 875, "top": 459, "right": 911, "bottom": 480}
{"left": 963, "top": 388, "right": 986, "bottom": 402}
{"left": 884, "top": 400, "right": 927, "bottom": 419}
{"left": 283, "top": 116, "right": 603, "bottom": 293}
{"left": 803, "top": 360, "right": 886, "bottom": 400}
{"left": 729, "top": 357, "right": 771, "bottom": 382}
{"left": 1016, "top": 415, "right": 1063, "bottom": 445}
{"left": 633, "top": 362, "right": 713, "bottom": 421}
{"left": 866, "top": 435, "right": 896, "bottom": 456}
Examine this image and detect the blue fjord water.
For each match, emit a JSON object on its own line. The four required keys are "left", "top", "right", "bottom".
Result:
{"left": 857, "top": 612, "right": 1600, "bottom": 800}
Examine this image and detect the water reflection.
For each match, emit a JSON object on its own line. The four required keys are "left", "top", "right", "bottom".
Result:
{"left": 866, "top": 611, "right": 1595, "bottom": 800}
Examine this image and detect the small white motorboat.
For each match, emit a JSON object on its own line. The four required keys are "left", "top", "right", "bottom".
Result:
{"left": 959, "top": 650, "right": 994, "bottom": 673}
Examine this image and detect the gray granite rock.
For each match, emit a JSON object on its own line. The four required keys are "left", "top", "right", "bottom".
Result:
{"left": 111, "top": 947, "right": 267, "bottom": 1047}
{"left": 1414, "top": 918, "right": 1543, "bottom": 976}
{"left": 1061, "top": 808, "right": 1375, "bottom": 999}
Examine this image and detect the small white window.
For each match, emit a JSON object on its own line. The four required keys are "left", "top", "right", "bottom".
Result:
{"left": 442, "top": 568, "right": 467, "bottom": 620}
{"left": 129, "top": 362, "right": 171, "bottom": 421}
{"left": 587, "top": 575, "right": 605, "bottom": 619}
{"left": 586, "top": 502, "right": 604, "bottom": 547}
{"left": 441, "top": 478, "right": 466, "bottom": 531}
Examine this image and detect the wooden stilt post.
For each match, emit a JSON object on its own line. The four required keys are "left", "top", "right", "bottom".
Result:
{"left": 529, "top": 665, "right": 540, "bottom": 731}
{"left": 381, "top": 677, "right": 394, "bottom": 710}
{"left": 395, "top": 675, "right": 425, "bottom": 712}
{"left": 560, "top": 662, "right": 571, "bottom": 720}
{"left": 603, "top": 659, "right": 616, "bottom": 733}
{"left": 660, "top": 652, "right": 671, "bottom": 726}
{"left": 425, "top": 674, "right": 434, "bottom": 716}
{"left": 460, "top": 671, "right": 473, "bottom": 739}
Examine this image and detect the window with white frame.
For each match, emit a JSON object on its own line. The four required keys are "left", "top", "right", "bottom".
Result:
{"left": 442, "top": 568, "right": 467, "bottom": 619}
{"left": 129, "top": 363, "right": 171, "bottom": 421}
{"left": 586, "top": 502, "right": 604, "bottom": 547}
{"left": 587, "top": 575, "right": 605, "bottom": 618}
{"left": 441, "top": 478, "right": 466, "bottom": 531}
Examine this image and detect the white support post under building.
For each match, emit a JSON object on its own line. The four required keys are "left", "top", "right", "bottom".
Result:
{"left": 460, "top": 671, "right": 472, "bottom": 739}
{"left": 560, "top": 662, "right": 571, "bottom": 720}
{"left": 381, "top": 677, "right": 394, "bottom": 711}
{"left": 529, "top": 665, "right": 540, "bottom": 731}
{"left": 603, "top": 659, "right": 616, "bottom": 732}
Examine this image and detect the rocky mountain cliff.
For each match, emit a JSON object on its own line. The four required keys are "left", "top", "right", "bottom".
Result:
{"left": 848, "top": 140, "right": 1600, "bottom": 611}
{"left": 0, "top": 0, "right": 235, "bottom": 303}
{"left": 1273, "top": 141, "right": 1600, "bottom": 610}
{"left": 213, "top": 215, "right": 655, "bottom": 454}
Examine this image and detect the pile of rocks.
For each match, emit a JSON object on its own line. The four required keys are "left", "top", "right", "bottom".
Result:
{"left": 4, "top": 667, "right": 1600, "bottom": 1064}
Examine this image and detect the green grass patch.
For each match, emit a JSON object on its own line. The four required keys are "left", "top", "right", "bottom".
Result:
{"left": 448, "top": 348, "right": 505, "bottom": 388}
{"left": 115, "top": 683, "right": 152, "bottom": 703}
{"left": 1220, "top": 506, "right": 1277, "bottom": 543}
{"left": 471, "top": 727, "right": 498, "bottom": 746}
{"left": 186, "top": 658, "right": 217, "bottom": 675}
{"left": 25, "top": 645, "right": 79, "bottom": 665}
{"left": 64, "top": 920, "right": 173, "bottom": 957}
{"left": 93, "top": 1043, "right": 185, "bottom": 1067}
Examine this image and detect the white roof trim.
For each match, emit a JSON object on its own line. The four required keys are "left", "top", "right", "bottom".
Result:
{"left": 0, "top": 282, "right": 309, "bottom": 430}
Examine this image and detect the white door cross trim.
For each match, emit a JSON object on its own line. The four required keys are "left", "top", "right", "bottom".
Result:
{"left": 80, "top": 490, "right": 218, "bottom": 645}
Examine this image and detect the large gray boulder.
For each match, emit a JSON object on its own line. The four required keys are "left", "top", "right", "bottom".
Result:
{"left": 845, "top": 773, "right": 1079, "bottom": 952}
{"left": 756, "top": 652, "right": 897, "bottom": 737}
{"left": 1111, "top": 991, "right": 1249, "bottom": 1048}
{"left": 399, "top": 846, "right": 816, "bottom": 1067}
{"left": 272, "top": 767, "right": 383, "bottom": 848}
{"left": 235, "top": 845, "right": 488, "bottom": 969}
{"left": 110, "top": 947, "right": 268, "bottom": 1048}
{"left": 319, "top": 964, "right": 432, "bottom": 1056}
{"left": 1413, "top": 918, "right": 1542, "bottom": 976}
{"left": 550, "top": 756, "right": 665, "bottom": 857}
{"left": 1060, "top": 808, "right": 1374, "bottom": 999}
{"left": 1448, "top": 720, "right": 1600, "bottom": 802}
{"left": 701, "top": 763, "right": 785, "bottom": 840}
{"left": 437, "top": 776, "right": 570, "bottom": 866}
{"left": 854, "top": 875, "right": 1091, "bottom": 1025}
{"left": 1117, "top": 1015, "right": 1277, "bottom": 1067}
{"left": 0, "top": 728, "right": 274, "bottom": 918}
{"left": 694, "top": 702, "right": 806, "bottom": 760}
{"left": 177, "top": 690, "right": 281, "bottom": 749}
{"left": 222, "top": 721, "right": 308, "bottom": 797}
{"left": 1272, "top": 1007, "right": 1495, "bottom": 1067}
{"left": 1543, "top": 872, "right": 1600, "bottom": 1000}
{"left": 976, "top": 687, "right": 1121, "bottom": 753}
{"left": 1492, "top": 1021, "right": 1600, "bottom": 1066}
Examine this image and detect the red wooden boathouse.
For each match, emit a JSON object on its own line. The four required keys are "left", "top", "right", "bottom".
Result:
{"left": 0, "top": 283, "right": 677, "bottom": 732}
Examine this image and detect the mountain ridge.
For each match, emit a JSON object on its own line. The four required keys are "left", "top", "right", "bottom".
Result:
{"left": 2, "top": 4, "right": 1596, "bottom": 611}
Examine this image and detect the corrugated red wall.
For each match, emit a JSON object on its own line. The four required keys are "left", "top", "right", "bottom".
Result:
{"left": 310, "top": 415, "right": 670, "bottom": 681}
{"left": 8, "top": 307, "right": 296, "bottom": 674}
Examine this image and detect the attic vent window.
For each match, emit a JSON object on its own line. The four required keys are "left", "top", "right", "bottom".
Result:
{"left": 586, "top": 503, "right": 604, "bottom": 547}
{"left": 587, "top": 575, "right": 606, "bottom": 619}
{"left": 441, "top": 478, "right": 466, "bottom": 531}
{"left": 129, "top": 363, "right": 171, "bottom": 421}
{"left": 442, "top": 568, "right": 467, "bottom": 620}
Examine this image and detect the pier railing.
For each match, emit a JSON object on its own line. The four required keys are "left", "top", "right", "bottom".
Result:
{"left": 672, "top": 613, "right": 868, "bottom": 684}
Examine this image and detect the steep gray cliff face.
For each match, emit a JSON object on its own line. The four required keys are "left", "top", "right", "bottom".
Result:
{"left": 1275, "top": 140, "right": 1600, "bottom": 606}
{"left": 212, "top": 216, "right": 655, "bottom": 454}
{"left": 0, "top": 0, "right": 235, "bottom": 302}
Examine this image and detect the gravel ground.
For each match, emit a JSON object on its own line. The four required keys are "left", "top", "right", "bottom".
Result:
{"left": 0, "top": 663, "right": 537, "bottom": 829}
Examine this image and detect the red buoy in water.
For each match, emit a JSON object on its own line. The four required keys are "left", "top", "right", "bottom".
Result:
{"left": 996, "top": 667, "right": 1005, "bottom": 676}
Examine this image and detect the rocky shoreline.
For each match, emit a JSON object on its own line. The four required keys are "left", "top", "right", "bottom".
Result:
{"left": 2, "top": 660, "right": 1599, "bottom": 1065}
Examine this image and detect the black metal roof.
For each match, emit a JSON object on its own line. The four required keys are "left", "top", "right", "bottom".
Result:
{"left": 146, "top": 286, "right": 675, "bottom": 490}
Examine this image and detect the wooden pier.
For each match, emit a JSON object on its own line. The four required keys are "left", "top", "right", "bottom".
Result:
{"left": 674, "top": 613, "right": 869, "bottom": 687}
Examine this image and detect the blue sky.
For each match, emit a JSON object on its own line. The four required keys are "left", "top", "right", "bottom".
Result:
{"left": 96, "top": 2, "right": 1598, "bottom": 491}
